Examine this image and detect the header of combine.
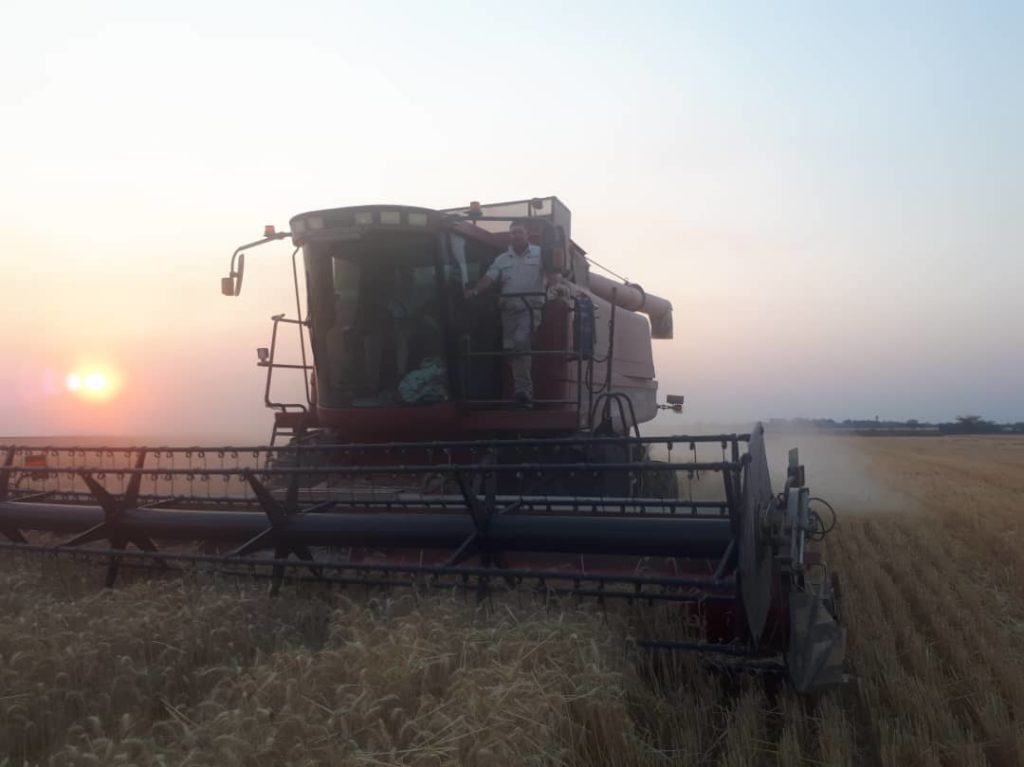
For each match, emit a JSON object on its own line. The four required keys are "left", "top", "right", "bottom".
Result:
{"left": 0, "top": 426, "right": 844, "bottom": 692}
{"left": 223, "top": 197, "right": 678, "bottom": 444}
{"left": 0, "top": 195, "right": 844, "bottom": 696}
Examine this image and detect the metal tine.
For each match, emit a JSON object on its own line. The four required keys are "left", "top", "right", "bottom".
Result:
{"left": 50, "top": 449, "right": 59, "bottom": 495}
{"left": 0, "top": 447, "right": 15, "bottom": 504}
{"left": 198, "top": 449, "right": 210, "bottom": 501}
{"left": 665, "top": 441, "right": 676, "bottom": 515}
{"left": 0, "top": 433, "right": 745, "bottom": 506}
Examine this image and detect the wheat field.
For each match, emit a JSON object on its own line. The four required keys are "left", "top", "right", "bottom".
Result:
{"left": 1, "top": 435, "right": 1023, "bottom": 766}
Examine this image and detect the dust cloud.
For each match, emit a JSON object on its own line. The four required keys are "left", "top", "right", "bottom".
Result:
{"left": 647, "top": 414, "right": 916, "bottom": 514}
{"left": 761, "top": 430, "right": 914, "bottom": 514}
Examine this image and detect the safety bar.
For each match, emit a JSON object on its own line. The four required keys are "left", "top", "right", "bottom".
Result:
{"left": 258, "top": 314, "right": 313, "bottom": 414}
{"left": 460, "top": 291, "right": 587, "bottom": 410}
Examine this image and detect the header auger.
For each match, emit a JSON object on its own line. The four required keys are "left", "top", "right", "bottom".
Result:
{"left": 0, "top": 197, "right": 845, "bottom": 692}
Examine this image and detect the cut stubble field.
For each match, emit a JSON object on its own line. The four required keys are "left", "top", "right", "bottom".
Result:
{"left": 1, "top": 435, "right": 1023, "bottom": 766}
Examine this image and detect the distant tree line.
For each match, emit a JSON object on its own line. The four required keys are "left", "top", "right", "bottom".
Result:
{"left": 938, "top": 415, "right": 1017, "bottom": 434}
{"left": 766, "top": 416, "right": 1024, "bottom": 435}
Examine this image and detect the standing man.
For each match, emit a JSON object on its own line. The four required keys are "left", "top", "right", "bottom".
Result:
{"left": 465, "top": 221, "right": 557, "bottom": 406}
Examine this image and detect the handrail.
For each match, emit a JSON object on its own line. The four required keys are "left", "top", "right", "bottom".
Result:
{"left": 460, "top": 291, "right": 584, "bottom": 411}
{"left": 259, "top": 315, "right": 312, "bottom": 415}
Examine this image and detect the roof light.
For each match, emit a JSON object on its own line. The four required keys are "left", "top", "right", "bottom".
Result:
{"left": 468, "top": 201, "right": 482, "bottom": 219}
{"left": 264, "top": 224, "right": 277, "bottom": 237}
{"left": 407, "top": 212, "right": 428, "bottom": 226}
{"left": 354, "top": 211, "right": 374, "bottom": 225}
{"left": 308, "top": 216, "right": 324, "bottom": 230}
{"left": 380, "top": 210, "right": 401, "bottom": 225}
{"left": 292, "top": 219, "right": 307, "bottom": 234}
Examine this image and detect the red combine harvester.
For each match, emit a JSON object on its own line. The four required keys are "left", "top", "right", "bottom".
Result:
{"left": 0, "top": 197, "right": 844, "bottom": 692}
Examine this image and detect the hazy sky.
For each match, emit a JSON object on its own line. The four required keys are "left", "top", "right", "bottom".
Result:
{"left": 1, "top": 1, "right": 1021, "bottom": 439}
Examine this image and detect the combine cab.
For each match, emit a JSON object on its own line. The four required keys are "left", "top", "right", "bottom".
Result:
{"left": 234, "top": 197, "right": 675, "bottom": 444}
{"left": 0, "top": 197, "right": 844, "bottom": 692}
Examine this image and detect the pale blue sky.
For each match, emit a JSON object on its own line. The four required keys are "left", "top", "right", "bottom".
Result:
{"left": 0, "top": 1, "right": 1021, "bottom": 437}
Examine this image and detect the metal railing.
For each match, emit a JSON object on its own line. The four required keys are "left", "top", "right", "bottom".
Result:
{"left": 460, "top": 291, "right": 589, "bottom": 410}
{"left": 259, "top": 315, "right": 314, "bottom": 412}
{"left": 257, "top": 314, "right": 317, "bottom": 444}
{"left": 0, "top": 433, "right": 750, "bottom": 515}
{"left": 0, "top": 432, "right": 753, "bottom": 595}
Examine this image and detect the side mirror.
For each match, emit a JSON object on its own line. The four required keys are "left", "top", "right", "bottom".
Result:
{"left": 221, "top": 253, "right": 246, "bottom": 296}
{"left": 662, "top": 394, "right": 685, "bottom": 413}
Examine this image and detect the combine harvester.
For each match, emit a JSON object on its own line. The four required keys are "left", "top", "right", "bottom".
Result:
{"left": 0, "top": 197, "right": 844, "bottom": 692}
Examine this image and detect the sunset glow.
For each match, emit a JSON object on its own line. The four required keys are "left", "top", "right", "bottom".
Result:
{"left": 65, "top": 367, "right": 120, "bottom": 403}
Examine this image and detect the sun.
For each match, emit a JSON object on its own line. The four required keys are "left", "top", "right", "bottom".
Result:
{"left": 66, "top": 366, "right": 121, "bottom": 402}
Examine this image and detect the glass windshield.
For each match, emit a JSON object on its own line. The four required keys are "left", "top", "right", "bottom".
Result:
{"left": 305, "top": 232, "right": 449, "bottom": 408}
